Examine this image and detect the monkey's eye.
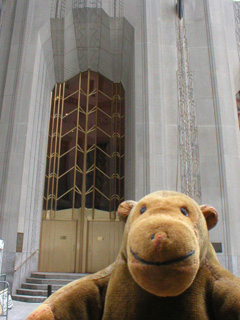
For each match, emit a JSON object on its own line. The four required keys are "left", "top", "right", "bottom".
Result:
{"left": 140, "top": 206, "right": 146, "bottom": 214}
{"left": 180, "top": 207, "right": 188, "bottom": 216}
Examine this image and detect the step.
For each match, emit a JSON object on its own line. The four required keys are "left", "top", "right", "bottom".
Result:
{"left": 31, "top": 272, "right": 88, "bottom": 280}
{"left": 12, "top": 294, "right": 46, "bottom": 303}
{"left": 26, "top": 278, "right": 74, "bottom": 285}
{"left": 22, "top": 283, "right": 63, "bottom": 291}
{"left": 13, "top": 272, "right": 90, "bottom": 303}
{"left": 17, "top": 288, "right": 57, "bottom": 297}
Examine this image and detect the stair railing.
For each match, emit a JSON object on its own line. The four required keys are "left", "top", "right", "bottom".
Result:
{"left": 0, "top": 280, "right": 10, "bottom": 319}
{"left": 14, "top": 249, "right": 39, "bottom": 272}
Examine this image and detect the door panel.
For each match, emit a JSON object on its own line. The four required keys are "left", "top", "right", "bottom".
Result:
{"left": 87, "top": 220, "right": 124, "bottom": 273}
{"left": 39, "top": 220, "right": 77, "bottom": 272}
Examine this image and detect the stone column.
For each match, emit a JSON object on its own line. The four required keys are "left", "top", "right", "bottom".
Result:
{"left": 0, "top": 0, "right": 54, "bottom": 292}
{"left": 202, "top": 0, "right": 240, "bottom": 275}
{"left": 0, "top": 0, "right": 16, "bottom": 118}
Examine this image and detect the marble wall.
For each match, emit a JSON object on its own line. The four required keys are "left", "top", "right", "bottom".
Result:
{"left": 0, "top": 0, "right": 239, "bottom": 293}
{"left": 0, "top": 0, "right": 135, "bottom": 292}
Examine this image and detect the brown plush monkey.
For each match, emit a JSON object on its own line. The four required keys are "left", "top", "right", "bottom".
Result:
{"left": 27, "top": 191, "right": 240, "bottom": 320}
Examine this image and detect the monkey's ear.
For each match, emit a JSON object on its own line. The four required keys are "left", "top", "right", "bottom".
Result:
{"left": 200, "top": 205, "right": 218, "bottom": 230}
{"left": 117, "top": 201, "right": 137, "bottom": 222}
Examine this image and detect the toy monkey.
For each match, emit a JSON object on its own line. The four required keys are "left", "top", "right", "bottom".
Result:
{"left": 27, "top": 191, "right": 240, "bottom": 319}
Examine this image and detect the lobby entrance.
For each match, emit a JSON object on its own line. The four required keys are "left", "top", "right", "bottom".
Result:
{"left": 39, "top": 70, "right": 125, "bottom": 273}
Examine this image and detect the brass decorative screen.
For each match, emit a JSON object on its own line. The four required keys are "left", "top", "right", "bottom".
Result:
{"left": 43, "top": 70, "right": 125, "bottom": 219}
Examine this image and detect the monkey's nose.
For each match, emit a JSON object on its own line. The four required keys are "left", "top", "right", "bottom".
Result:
{"left": 151, "top": 232, "right": 167, "bottom": 249}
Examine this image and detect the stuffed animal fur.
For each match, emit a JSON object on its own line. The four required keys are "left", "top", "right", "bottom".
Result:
{"left": 27, "top": 191, "right": 240, "bottom": 319}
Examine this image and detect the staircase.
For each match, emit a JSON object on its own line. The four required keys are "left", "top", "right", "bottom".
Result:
{"left": 12, "top": 272, "right": 89, "bottom": 303}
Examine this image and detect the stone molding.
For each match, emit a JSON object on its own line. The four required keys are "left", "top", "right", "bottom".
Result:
{"left": 51, "top": 18, "right": 64, "bottom": 82}
{"left": 176, "top": 18, "right": 201, "bottom": 203}
{"left": 72, "top": 0, "right": 102, "bottom": 9}
{"left": 51, "top": 0, "right": 124, "bottom": 19}
{"left": 109, "top": 0, "right": 124, "bottom": 17}
{"left": 233, "top": 2, "right": 240, "bottom": 60}
{"left": 0, "top": 0, "right": 3, "bottom": 37}
{"left": 51, "top": 0, "right": 66, "bottom": 18}
{"left": 50, "top": 7, "right": 133, "bottom": 83}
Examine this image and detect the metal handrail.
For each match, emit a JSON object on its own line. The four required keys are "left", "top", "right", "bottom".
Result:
{"left": 14, "top": 249, "right": 39, "bottom": 272}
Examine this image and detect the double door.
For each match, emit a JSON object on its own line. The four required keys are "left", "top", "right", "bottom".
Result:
{"left": 39, "top": 215, "right": 124, "bottom": 273}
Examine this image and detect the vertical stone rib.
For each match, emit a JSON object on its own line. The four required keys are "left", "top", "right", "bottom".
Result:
{"left": 109, "top": 0, "right": 124, "bottom": 18}
{"left": 51, "top": 0, "right": 66, "bottom": 19}
{"left": 0, "top": 0, "right": 3, "bottom": 37}
{"left": 233, "top": 2, "right": 240, "bottom": 60}
{"left": 176, "top": 18, "right": 201, "bottom": 203}
{"left": 51, "top": 18, "right": 65, "bottom": 83}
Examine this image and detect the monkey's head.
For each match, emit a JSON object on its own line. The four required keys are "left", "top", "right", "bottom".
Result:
{"left": 118, "top": 191, "right": 218, "bottom": 297}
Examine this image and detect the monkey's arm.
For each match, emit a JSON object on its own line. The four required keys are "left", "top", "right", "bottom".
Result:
{"left": 212, "top": 272, "right": 240, "bottom": 320}
{"left": 26, "top": 266, "right": 113, "bottom": 320}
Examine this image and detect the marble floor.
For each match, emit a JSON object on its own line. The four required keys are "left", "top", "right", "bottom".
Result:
{"left": 6, "top": 301, "right": 41, "bottom": 320}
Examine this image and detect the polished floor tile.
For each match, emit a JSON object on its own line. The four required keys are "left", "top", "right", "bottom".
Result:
{"left": 7, "top": 301, "right": 41, "bottom": 320}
